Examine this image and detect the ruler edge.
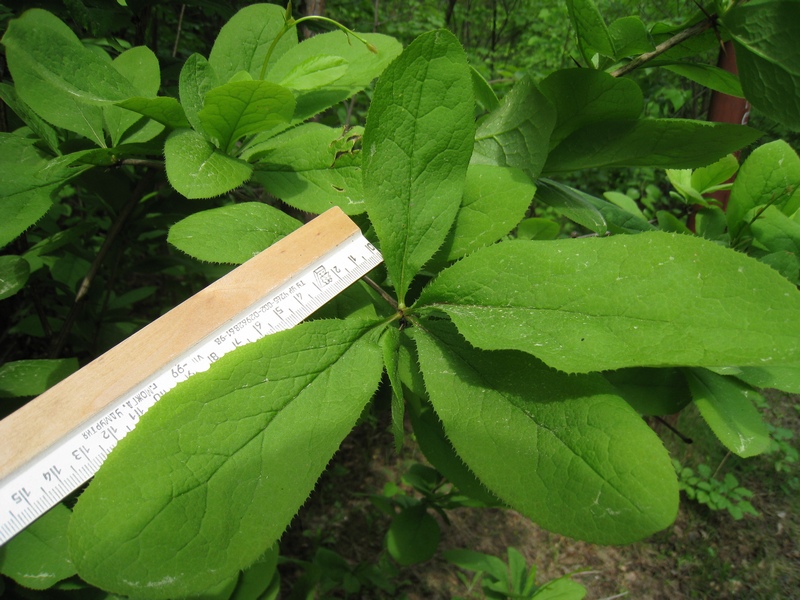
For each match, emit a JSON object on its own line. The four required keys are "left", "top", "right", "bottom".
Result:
{"left": 0, "top": 207, "right": 362, "bottom": 481}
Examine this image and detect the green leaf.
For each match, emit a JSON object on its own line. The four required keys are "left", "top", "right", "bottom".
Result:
{"left": 533, "top": 576, "right": 587, "bottom": 599}
{"left": 266, "top": 31, "right": 402, "bottom": 124}
{"left": 723, "top": 0, "right": 800, "bottom": 131}
{"left": 116, "top": 97, "right": 190, "bottom": 129}
{"left": 0, "top": 135, "right": 79, "bottom": 248}
{"left": 0, "top": 503, "right": 75, "bottom": 590}
{"left": 757, "top": 250, "right": 800, "bottom": 285}
{"left": 471, "top": 65, "right": 500, "bottom": 112}
{"left": 363, "top": 30, "right": 474, "bottom": 305}
{"left": 311, "top": 280, "right": 382, "bottom": 321}
{"left": 409, "top": 401, "right": 502, "bottom": 506}
{"left": 547, "top": 181, "right": 654, "bottom": 235}
{"left": 544, "top": 119, "right": 762, "bottom": 175}
{"left": 749, "top": 206, "right": 800, "bottom": 283}
{"left": 416, "top": 233, "right": 800, "bottom": 373}
{"left": 69, "top": 318, "right": 385, "bottom": 598}
{"left": 386, "top": 505, "right": 440, "bottom": 565}
{"left": 413, "top": 321, "right": 678, "bottom": 544}
{"left": 381, "top": 326, "right": 406, "bottom": 453}
{"left": 661, "top": 62, "right": 744, "bottom": 98}
{"left": 752, "top": 206, "right": 800, "bottom": 254}
{"left": 691, "top": 154, "right": 740, "bottom": 194}
{"left": 438, "top": 164, "right": 536, "bottom": 263}
{"left": 605, "top": 368, "right": 691, "bottom": 416}
{"left": 276, "top": 55, "right": 348, "bottom": 91}
{"left": 0, "top": 358, "right": 78, "bottom": 398}
{"left": 104, "top": 46, "right": 162, "bottom": 146}
{"left": 0, "top": 83, "right": 60, "bottom": 153}
{"left": 608, "top": 16, "right": 654, "bottom": 58}
{"left": 167, "top": 203, "right": 300, "bottom": 264}
{"left": 516, "top": 218, "right": 560, "bottom": 240}
{"left": 164, "top": 128, "right": 253, "bottom": 199}
{"left": 735, "top": 366, "right": 800, "bottom": 394}
{"left": 728, "top": 140, "right": 800, "bottom": 238}
{"left": 59, "top": 141, "right": 163, "bottom": 168}
{"left": 472, "top": 74, "right": 556, "bottom": 180}
{"left": 603, "top": 191, "right": 647, "bottom": 221}
{"left": 0, "top": 255, "right": 30, "bottom": 300}
{"left": 0, "top": 186, "right": 53, "bottom": 249}
{"left": 2, "top": 9, "right": 136, "bottom": 144}
{"left": 566, "top": 0, "right": 615, "bottom": 62}
{"left": 179, "top": 53, "right": 222, "bottom": 136}
{"left": 247, "top": 123, "right": 365, "bottom": 215}
{"left": 208, "top": 3, "right": 296, "bottom": 83}
{"left": 667, "top": 168, "right": 706, "bottom": 205}
{"left": 685, "top": 368, "right": 770, "bottom": 458}
{"left": 443, "top": 548, "right": 508, "bottom": 580}
{"left": 199, "top": 80, "right": 295, "bottom": 154}
{"left": 534, "top": 179, "right": 607, "bottom": 234}
{"left": 539, "top": 69, "right": 643, "bottom": 149}
{"left": 229, "top": 545, "right": 279, "bottom": 600}
{"left": 2, "top": 9, "right": 136, "bottom": 104}
{"left": 657, "top": 210, "right": 693, "bottom": 234}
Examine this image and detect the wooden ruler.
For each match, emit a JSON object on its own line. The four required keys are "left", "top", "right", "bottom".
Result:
{"left": 0, "top": 207, "right": 382, "bottom": 545}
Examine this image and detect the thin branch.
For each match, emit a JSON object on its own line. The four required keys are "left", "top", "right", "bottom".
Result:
{"left": 362, "top": 275, "right": 398, "bottom": 310}
{"left": 712, "top": 451, "right": 731, "bottom": 480}
{"left": 50, "top": 171, "right": 155, "bottom": 358}
{"left": 172, "top": 4, "right": 186, "bottom": 58}
{"left": 120, "top": 158, "right": 164, "bottom": 168}
{"left": 611, "top": 18, "right": 714, "bottom": 78}
{"left": 654, "top": 416, "right": 693, "bottom": 444}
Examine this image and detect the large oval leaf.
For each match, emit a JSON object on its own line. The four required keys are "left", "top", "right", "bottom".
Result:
{"left": 471, "top": 74, "right": 555, "bottom": 180}
{"left": 2, "top": 9, "right": 136, "bottom": 144}
{"left": 167, "top": 203, "right": 300, "bottom": 264}
{"left": 199, "top": 80, "right": 295, "bottom": 153}
{"left": 417, "top": 233, "right": 800, "bottom": 373}
{"left": 363, "top": 29, "right": 474, "bottom": 305}
{"left": 164, "top": 128, "right": 253, "bottom": 199}
{"left": 539, "top": 68, "right": 642, "bottom": 148}
{"left": 247, "top": 123, "right": 365, "bottom": 215}
{"left": 685, "top": 368, "right": 770, "bottom": 458}
{"left": 0, "top": 503, "right": 75, "bottom": 590}
{"left": 543, "top": 119, "right": 762, "bottom": 175}
{"left": 69, "top": 319, "right": 384, "bottom": 598}
{"left": 413, "top": 321, "right": 678, "bottom": 544}
{"left": 207, "top": 3, "right": 296, "bottom": 83}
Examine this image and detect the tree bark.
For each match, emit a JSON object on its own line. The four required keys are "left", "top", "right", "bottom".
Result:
{"left": 302, "top": 0, "right": 327, "bottom": 38}
{"left": 688, "top": 41, "right": 750, "bottom": 230}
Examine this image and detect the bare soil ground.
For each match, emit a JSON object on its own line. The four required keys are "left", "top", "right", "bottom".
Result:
{"left": 281, "top": 391, "right": 800, "bottom": 599}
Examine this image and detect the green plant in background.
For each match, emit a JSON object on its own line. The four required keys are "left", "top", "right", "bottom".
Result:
{"left": 673, "top": 459, "right": 759, "bottom": 520}
{"left": 445, "top": 546, "right": 586, "bottom": 600}
{"left": 282, "top": 546, "right": 400, "bottom": 599}
{"left": 370, "top": 463, "right": 491, "bottom": 567}
{"left": 1, "top": 0, "right": 800, "bottom": 597}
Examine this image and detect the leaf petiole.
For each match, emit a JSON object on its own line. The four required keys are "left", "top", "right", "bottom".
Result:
{"left": 259, "top": 6, "right": 377, "bottom": 80}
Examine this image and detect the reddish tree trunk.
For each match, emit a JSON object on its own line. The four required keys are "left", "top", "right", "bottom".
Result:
{"left": 302, "top": 0, "right": 326, "bottom": 38}
{"left": 688, "top": 41, "right": 750, "bottom": 229}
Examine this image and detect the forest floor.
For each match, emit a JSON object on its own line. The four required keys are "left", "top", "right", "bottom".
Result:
{"left": 280, "top": 390, "right": 800, "bottom": 599}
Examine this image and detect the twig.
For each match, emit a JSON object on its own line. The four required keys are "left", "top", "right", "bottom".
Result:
{"left": 120, "top": 158, "right": 164, "bottom": 168}
{"left": 712, "top": 451, "right": 731, "bottom": 480}
{"left": 362, "top": 275, "right": 398, "bottom": 310}
{"left": 611, "top": 18, "right": 714, "bottom": 78}
{"left": 172, "top": 4, "right": 186, "bottom": 58}
{"left": 654, "top": 416, "right": 693, "bottom": 444}
{"left": 50, "top": 171, "right": 155, "bottom": 358}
